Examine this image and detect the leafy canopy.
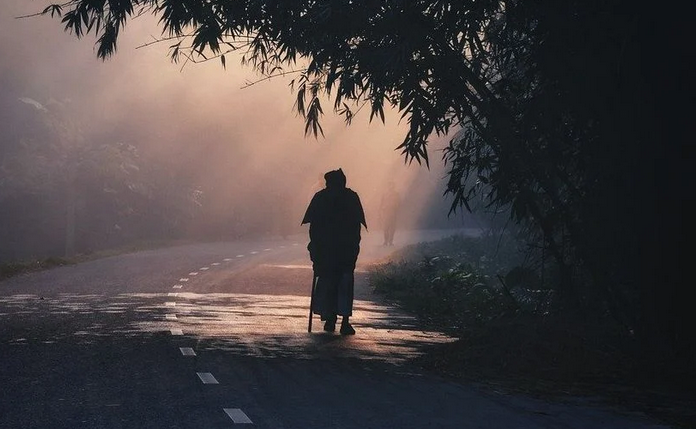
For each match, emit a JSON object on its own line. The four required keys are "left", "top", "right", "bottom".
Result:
{"left": 36, "top": 1, "right": 506, "bottom": 168}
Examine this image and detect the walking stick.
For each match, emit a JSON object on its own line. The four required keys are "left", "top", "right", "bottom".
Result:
{"left": 308, "top": 272, "right": 317, "bottom": 332}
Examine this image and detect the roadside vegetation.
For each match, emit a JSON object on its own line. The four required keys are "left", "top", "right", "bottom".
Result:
{"left": 0, "top": 257, "right": 71, "bottom": 281}
{"left": 369, "top": 232, "right": 695, "bottom": 429}
{"left": 0, "top": 238, "right": 192, "bottom": 281}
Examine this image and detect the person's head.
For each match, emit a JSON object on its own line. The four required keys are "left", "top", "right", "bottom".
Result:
{"left": 324, "top": 168, "right": 347, "bottom": 189}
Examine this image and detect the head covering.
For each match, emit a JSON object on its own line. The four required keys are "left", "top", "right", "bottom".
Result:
{"left": 324, "top": 168, "right": 346, "bottom": 189}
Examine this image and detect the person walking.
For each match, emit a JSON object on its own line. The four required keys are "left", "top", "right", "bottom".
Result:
{"left": 379, "top": 180, "right": 400, "bottom": 246}
{"left": 301, "top": 168, "right": 367, "bottom": 335}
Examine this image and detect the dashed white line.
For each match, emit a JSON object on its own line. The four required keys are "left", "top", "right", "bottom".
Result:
{"left": 179, "top": 347, "right": 196, "bottom": 356}
{"left": 250, "top": 251, "right": 258, "bottom": 255}
{"left": 179, "top": 278, "right": 189, "bottom": 282}
{"left": 211, "top": 262, "right": 220, "bottom": 266}
{"left": 292, "top": 243, "right": 299, "bottom": 246}
{"left": 170, "top": 329, "right": 184, "bottom": 335}
{"left": 263, "top": 248, "right": 271, "bottom": 251}
{"left": 224, "top": 408, "right": 253, "bottom": 424}
{"left": 197, "top": 372, "right": 219, "bottom": 384}
{"left": 200, "top": 267, "right": 209, "bottom": 270}
{"left": 165, "top": 314, "right": 178, "bottom": 320}
{"left": 189, "top": 272, "right": 198, "bottom": 276}
{"left": 236, "top": 255, "right": 244, "bottom": 258}
{"left": 173, "top": 285, "right": 183, "bottom": 289}
{"left": 223, "top": 258, "right": 232, "bottom": 261}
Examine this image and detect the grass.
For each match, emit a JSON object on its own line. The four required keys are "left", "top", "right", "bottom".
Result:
{"left": 0, "top": 238, "right": 193, "bottom": 281}
{"left": 368, "top": 233, "right": 696, "bottom": 429}
{"left": 0, "top": 257, "right": 72, "bottom": 281}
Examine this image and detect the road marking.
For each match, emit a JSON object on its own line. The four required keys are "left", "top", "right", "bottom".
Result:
{"left": 173, "top": 285, "right": 183, "bottom": 289}
{"left": 165, "top": 302, "right": 176, "bottom": 306}
{"left": 179, "top": 347, "right": 196, "bottom": 356}
{"left": 166, "top": 314, "right": 177, "bottom": 320}
{"left": 170, "top": 329, "right": 184, "bottom": 335}
{"left": 293, "top": 243, "right": 299, "bottom": 246}
{"left": 179, "top": 278, "right": 189, "bottom": 282}
{"left": 263, "top": 248, "right": 271, "bottom": 251}
{"left": 223, "top": 258, "right": 232, "bottom": 261}
{"left": 211, "top": 262, "right": 220, "bottom": 266}
{"left": 189, "top": 272, "right": 198, "bottom": 276}
{"left": 224, "top": 408, "right": 253, "bottom": 424}
{"left": 200, "top": 267, "right": 209, "bottom": 270}
{"left": 236, "top": 255, "right": 244, "bottom": 258}
{"left": 168, "top": 293, "right": 179, "bottom": 297}
{"left": 250, "top": 251, "right": 258, "bottom": 254}
{"left": 197, "top": 372, "right": 219, "bottom": 384}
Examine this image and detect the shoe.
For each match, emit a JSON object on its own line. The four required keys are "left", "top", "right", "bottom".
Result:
{"left": 340, "top": 323, "right": 356, "bottom": 335}
{"left": 323, "top": 319, "right": 336, "bottom": 332}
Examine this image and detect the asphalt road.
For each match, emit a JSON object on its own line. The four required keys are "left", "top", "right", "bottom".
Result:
{"left": 0, "top": 229, "right": 672, "bottom": 428}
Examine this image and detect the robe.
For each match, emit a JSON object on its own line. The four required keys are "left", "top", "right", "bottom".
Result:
{"left": 302, "top": 174, "right": 366, "bottom": 318}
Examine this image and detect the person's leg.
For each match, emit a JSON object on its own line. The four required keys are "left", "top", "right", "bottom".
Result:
{"left": 337, "top": 271, "right": 356, "bottom": 335}
{"left": 316, "top": 274, "right": 338, "bottom": 331}
{"left": 340, "top": 315, "right": 355, "bottom": 335}
{"left": 386, "top": 217, "right": 396, "bottom": 245}
{"left": 324, "top": 314, "right": 337, "bottom": 332}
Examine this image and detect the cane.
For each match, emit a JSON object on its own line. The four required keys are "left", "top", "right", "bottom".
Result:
{"left": 308, "top": 272, "right": 318, "bottom": 332}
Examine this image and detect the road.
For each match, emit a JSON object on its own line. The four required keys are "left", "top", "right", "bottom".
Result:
{"left": 0, "top": 229, "right": 671, "bottom": 428}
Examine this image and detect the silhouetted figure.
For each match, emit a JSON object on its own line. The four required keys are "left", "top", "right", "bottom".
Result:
{"left": 379, "top": 180, "right": 400, "bottom": 246}
{"left": 301, "top": 169, "right": 367, "bottom": 335}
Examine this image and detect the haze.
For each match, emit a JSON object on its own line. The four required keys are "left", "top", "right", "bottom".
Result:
{"left": 0, "top": 2, "right": 466, "bottom": 261}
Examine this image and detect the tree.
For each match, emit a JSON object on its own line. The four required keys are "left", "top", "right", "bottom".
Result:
{"left": 1, "top": 96, "right": 202, "bottom": 259}
{"left": 31, "top": 0, "right": 694, "bottom": 359}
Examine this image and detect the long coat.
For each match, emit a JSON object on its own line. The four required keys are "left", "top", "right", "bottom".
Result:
{"left": 301, "top": 185, "right": 366, "bottom": 276}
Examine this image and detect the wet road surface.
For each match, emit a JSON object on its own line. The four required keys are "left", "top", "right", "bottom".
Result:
{"left": 0, "top": 229, "right": 671, "bottom": 428}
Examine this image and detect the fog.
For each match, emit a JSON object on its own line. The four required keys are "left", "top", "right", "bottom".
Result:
{"left": 0, "top": 2, "right": 472, "bottom": 261}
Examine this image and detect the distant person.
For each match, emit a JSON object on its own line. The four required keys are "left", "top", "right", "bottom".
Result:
{"left": 379, "top": 180, "right": 400, "bottom": 246}
{"left": 301, "top": 168, "right": 367, "bottom": 335}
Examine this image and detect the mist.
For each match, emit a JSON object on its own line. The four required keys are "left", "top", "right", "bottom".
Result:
{"left": 0, "top": 2, "right": 471, "bottom": 262}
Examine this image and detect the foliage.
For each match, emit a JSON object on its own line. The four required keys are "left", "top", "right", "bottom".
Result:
{"left": 370, "top": 233, "right": 552, "bottom": 333}
{"left": 0, "top": 97, "right": 202, "bottom": 260}
{"left": 0, "top": 257, "right": 70, "bottom": 281}
{"left": 369, "top": 235, "right": 696, "bottom": 429}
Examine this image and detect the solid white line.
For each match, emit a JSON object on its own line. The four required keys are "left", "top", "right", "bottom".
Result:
{"left": 168, "top": 293, "right": 179, "bottom": 297}
{"left": 166, "top": 314, "right": 177, "bottom": 320}
{"left": 224, "top": 408, "right": 253, "bottom": 424}
{"left": 179, "top": 347, "right": 196, "bottom": 356}
{"left": 197, "top": 372, "right": 219, "bottom": 384}
{"left": 173, "top": 285, "right": 183, "bottom": 289}
{"left": 165, "top": 302, "right": 176, "bottom": 306}
{"left": 170, "top": 329, "right": 183, "bottom": 335}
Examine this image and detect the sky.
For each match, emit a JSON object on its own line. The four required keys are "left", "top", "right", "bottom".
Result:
{"left": 0, "top": 1, "right": 467, "bottom": 248}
